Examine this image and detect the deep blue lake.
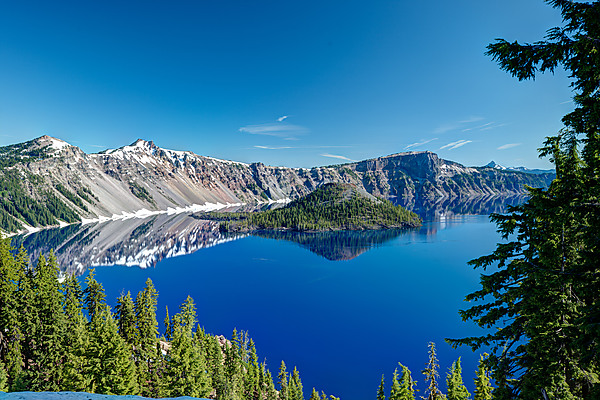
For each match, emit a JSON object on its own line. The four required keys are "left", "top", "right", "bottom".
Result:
{"left": 63, "top": 214, "right": 501, "bottom": 400}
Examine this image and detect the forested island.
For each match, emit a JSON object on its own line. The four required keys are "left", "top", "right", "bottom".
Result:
{"left": 207, "top": 183, "right": 421, "bottom": 232}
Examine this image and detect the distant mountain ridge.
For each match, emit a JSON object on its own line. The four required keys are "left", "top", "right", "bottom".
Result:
{"left": 0, "top": 135, "right": 556, "bottom": 234}
{"left": 484, "top": 160, "right": 555, "bottom": 175}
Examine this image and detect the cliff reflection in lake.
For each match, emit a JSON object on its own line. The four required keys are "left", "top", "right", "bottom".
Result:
{"left": 398, "top": 194, "right": 528, "bottom": 220}
{"left": 253, "top": 230, "right": 409, "bottom": 261}
{"left": 13, "top": 194, "right": 525, "bottom": 273}
{"left": 13, "top": 213, "right": 246, "bottom": 276}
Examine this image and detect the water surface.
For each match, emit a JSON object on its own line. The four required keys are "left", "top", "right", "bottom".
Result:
{"left": 80, "top": 215, "right": 500, "bottom": 400}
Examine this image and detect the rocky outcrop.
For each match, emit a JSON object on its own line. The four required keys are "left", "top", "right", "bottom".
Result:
{"left": 0, "top": 136, "right": 555, "bottom": 233}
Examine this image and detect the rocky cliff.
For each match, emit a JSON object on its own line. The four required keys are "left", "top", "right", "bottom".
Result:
{"left": 0, "top": 135, "right": 555, "bottom": 234}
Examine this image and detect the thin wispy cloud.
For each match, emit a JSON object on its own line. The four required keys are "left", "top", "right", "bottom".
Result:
{"left": 253, "top": 144, "right": 352, "bottom": 150}
{"left": 254, "top": 145, "right": 294, "bottom": 150}
{"left": 321, "top": 153, "right": 355, "bottom": 162}
{"left": 497, "top": 143, "right": 522, "bottom": 150}
{"left": 481, "top": 123, "right": 507, "bottom": 131}
{"left": 404, "top": 138, "right": 438, "bottom": 150}
{"left": 434, "top": 116, "right": 484, "bottom": 134}
{"left": 277, "top": 115, "right": 289, "bottom": 122}
{"left": 239, "top": 123, "right": 308, "bottom": 138}
{"left": 462, "top": 121, "right": 507, "bottom": 132}
{"left": 459, "top": 116, "right": 485, "bottom": 124}
{"left": 440, "top": 140, "right": 472, "bottom": 150}
{"left": 560, "top": 100, "right": 572, "bottom": 104}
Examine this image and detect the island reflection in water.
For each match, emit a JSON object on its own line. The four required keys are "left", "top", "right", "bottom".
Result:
{"left": 13, "top": 194, "right": 522, "bottom": 274}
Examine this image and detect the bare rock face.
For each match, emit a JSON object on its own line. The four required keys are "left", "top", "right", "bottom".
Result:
{"left": 0, "top": 136, "right": 555, "bottom": 233}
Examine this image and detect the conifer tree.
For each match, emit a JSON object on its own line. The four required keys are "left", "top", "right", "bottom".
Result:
{"left": 446, "top": 358, "right": 469, "bottom": 400}
{"left": 14, "top": 245, "right": 35, "bottom": 390}
{"left": 61, "top": 273, "right": 92, "bottom": 392}
{"left": 398, "top": 363, "right": 416, "bottom": 400}
{"left": 87, "top": 305, "right": 138, "bottom": 395}
{"left": 83, "top": 268, "right": 106, "bottom": 322}
{"left": 289, "top": 366, "right": 304, "bottom": 400}
{"left": 263, "top": 364, "right": 278, "bottom": 400}
{"left": 206, "top": 335, "right": 227, "bottom": 398}
{"left": 163, "top": 305, "right": 172, "bottom": 341}
{"left": 222, "top": 329, "right": 244, "bottom": 400}
{"left": 278, "top": 360, "right": 289, "bottom": 400}
{"left": 29, "top": 252, "right": 67, "bottom": 390}
{"left": 0, "top": 240, "right": 24, "bottom": 390}
{"left": 133, "top": 278, "right": 161, "bottom": 397}
{"left": 243, "top": 338, "right": 260, "bottom": 400}
{"left": 390, "top": 368, "right": 401, "bottom": 400}
{"left": 422, "top": 342, "right": 444, "bottom": 400}
{"left": 377, "top": 374, "right": 386, "bottom": 400}
{"left": 309, "top": 388, "right": 318, "bottom": 400}
{"left": 63, "top": 273, "right": 84, "bottom": 322}
{"left": 114, "top": 291, "right": 136, "bottom": 345}
{"left": 164, "top": 296, "right": 210, "bottom": 398}
{"left": 448, "top": 1, "right": 600, "bottom": 398}
{"left": 473, "top": 354, "right": 493, "bottom": 400}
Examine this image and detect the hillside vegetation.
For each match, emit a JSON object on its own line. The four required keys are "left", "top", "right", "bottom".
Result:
{"left": 211, "top": 183, "right": 421, "bottom": 232}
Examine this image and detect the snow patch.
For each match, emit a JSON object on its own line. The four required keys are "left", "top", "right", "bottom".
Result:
{"left": 48, "top": 137, "right": 71, "bottom": 151}
{"left": 81, "top": 202, "right": 244, "bottom": 225}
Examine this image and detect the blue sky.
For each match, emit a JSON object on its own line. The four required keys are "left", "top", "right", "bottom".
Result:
{"left": 0, "top": 1, "right": 574, "bottom": 168}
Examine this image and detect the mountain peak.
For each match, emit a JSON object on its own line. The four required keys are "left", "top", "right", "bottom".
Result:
{"left": 131, "top": 138, "right": 155, "bottom": 147}
{"left": 36, "top": 135, "right": 72, "bottom": 152}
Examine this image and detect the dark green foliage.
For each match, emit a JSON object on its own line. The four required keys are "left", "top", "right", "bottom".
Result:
{"left": 253, "top": 229, "right": 404, "bottom": 261}
{"left": 0, "top": 169, "right": 80, "bottom": 232}
{"left": 0, "top": 208, "right": 22, "bottom": 233}
{"left": 0, "top": 360, "right": 7, "bottom": 392}
{"left": 382, "top": 364, "right": 415, "bottom": 400}
{"left": 397, "top": 364, "right": 416, "bottom": 400}
{"left": 163, "top": 297, "right": 211, "bottom": 398}
{"left": 446, "top": 358, "right": 470, "bottom": 400}
{"left": 279, "top": 361, "right": 289, "bottom": 400}
{"left": 55, "top": 183, "right": 88, "bottom": 211}
{"left": 42, "top": 190, "right": 80, "bottom": 223}
{"left": 83, "top": 268, "right": 106, "bottom": 322}
{"left": 29, "top": 252, "right": 67, "bottom": 390}
{"left": 115, "top": 291, "right": 136, "bottom": 345}
{"left": 76, "top": 185, "right": 97, "bottom": 204}
{"left": 389, "top": 369, "right": 401, "bottom": 400}
{"left": 0, "top": 240, "right": 24, "bottom": 390}
{"left": 129, "top": 217, "right": 156, "bottom": 241}
{"left": 377, "top": 375, "right": 386, "bottom": 400}
{"left": 448, "top": 1, "right": 600, "bottom": 399}
{"left": 0, "top": 139, "right": 51, "bottom": 169}
{"left": 61, "top": 276, "right": 92, "bottom": 393}
{"left": 134, "top": 278, "right": 161, "bottom": 397}
{"left": 289, "top": 366, "right": 304, "bottom": 400}
{"left": 129, "top": 181, "right": 155, "bottom": 204}
{"left": 87, "top": 306, "right": 138, "bottom": 394}
{"left": 473, "top": 354, "right": 493, "bottom": 400}
{"left": 214, "top": 182, "right": 421, "bottom": 232}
